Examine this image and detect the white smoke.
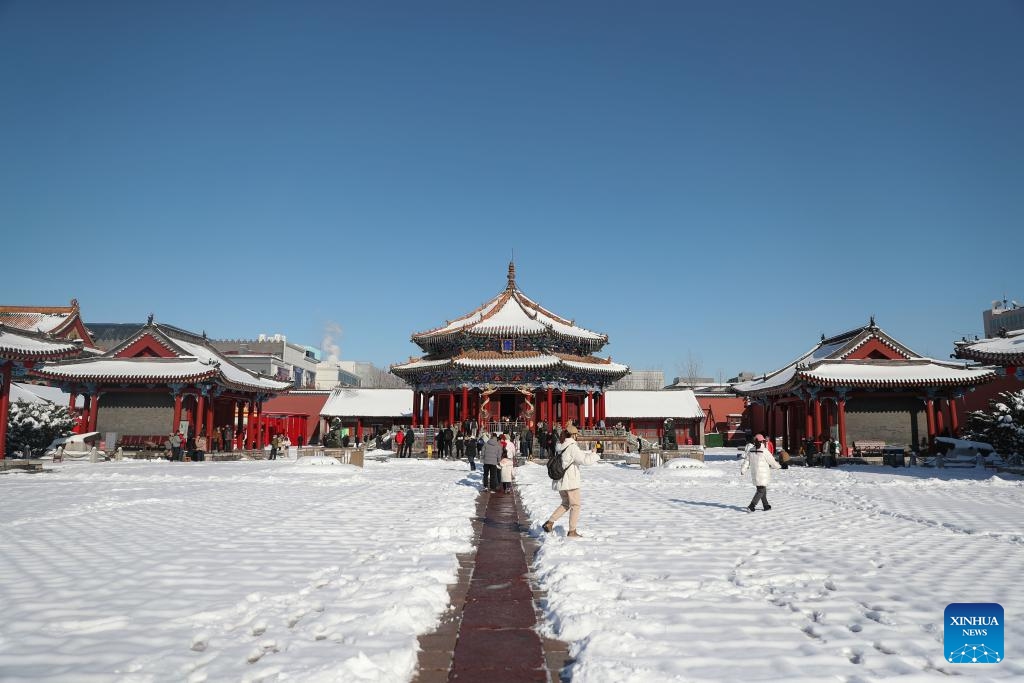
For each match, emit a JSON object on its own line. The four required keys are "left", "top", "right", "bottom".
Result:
{"left": 322, "top": 322, "right": 343, "bottom": 363}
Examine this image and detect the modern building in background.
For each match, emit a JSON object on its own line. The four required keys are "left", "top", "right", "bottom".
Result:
{"left": 211, "top": 334, "right": 319, "bottom": 389}
{"left": 983, "top": 299, "right": 1024, "bottom": 338}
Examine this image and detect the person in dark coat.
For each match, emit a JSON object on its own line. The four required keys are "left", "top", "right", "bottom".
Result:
{"left": 443, "top": 425, "right": 455, "bottom": 459}
{"left": 521, "top": 428, "right": 534, "bottom": 459}
{"left": 464, "top": 431, "right": 478, "bottom": 471}
{"left": 455, "top": 430, "right": 466, "bottom": 459}
{"left": 404, "top": 426, "right": 415, "bottom": 457}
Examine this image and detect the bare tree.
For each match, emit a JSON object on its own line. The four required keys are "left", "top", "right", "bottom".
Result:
{"left": 675, "top": 351, "right": 705, "bottom": 388}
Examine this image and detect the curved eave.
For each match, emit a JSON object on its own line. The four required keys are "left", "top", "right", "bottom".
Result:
{"left": 795, "top": 370, "right": 997, "bottom": 389}
{"left": 32, "top": 368, "right": 220, "bottom": 384}
{"left": 392, "top": 355, "right": 628, "bottom": 376}
{"left": 955, "top": 349, "right": 1024, "bottom": 366}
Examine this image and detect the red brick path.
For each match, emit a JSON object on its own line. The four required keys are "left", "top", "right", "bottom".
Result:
{"left": 413, "top": 487, "right": 570, "bottom": 682}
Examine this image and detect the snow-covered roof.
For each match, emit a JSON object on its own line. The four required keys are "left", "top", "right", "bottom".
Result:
{"left": 604, "top": 390, "right": 704, "bottom": 419}
{"left": 9, "top": 382, "right": 80, "bottom": 407}
{"left": 0, "top": 325, "right": 82, "bottom": 359}
{"left": 411, "top": 263, "right": 607, "bottom": 346}
{"left": 320, "top": 388, "right": 413, "bottom": 418}
{"left": 735, "top": 321, "right": 992, "bottom": 394}
{"left": 0, "top": 302, "right": 77, "bottom": 334}
{"left": 33, "top": 357, "right": 222, "bottom": 383}
{"left": 954, "top": 329, "right": 1024, "bottom": 365}
{"left": 392, "top": 351, "right": 629, "bottom": 376}
{"left": 796, "top": 359, "right": 996, "bottom": 387}
{"left": 171, "top": 337, "right": 289, "bottom": 391}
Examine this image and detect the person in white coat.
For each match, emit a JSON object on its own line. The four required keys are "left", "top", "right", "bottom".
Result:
{"left": 542, "top": 425, "right": 599, "bottom": 537}
{"left": 741, "top": 433, "right": 781, "bottom": 512}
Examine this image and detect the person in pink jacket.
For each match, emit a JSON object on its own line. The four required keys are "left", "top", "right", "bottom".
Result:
{"left": 541, "top": 425, "right": 599, "bottom": 538}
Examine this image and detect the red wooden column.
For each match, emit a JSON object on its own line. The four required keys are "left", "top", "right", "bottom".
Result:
{"left": 88, "top": 392, "right": 100, "bottom": 433}
{"left": 356, "top": 418, "right": 362, "bottom": 442}
{"left": 0, "top": 362, "right": 11, "bottom": 460}
{"left": 935, "top": 402, "right": 945, "bottom": 436}
{"left": 587, "top": 392, "right": 594, "bottom": 428}
{"left": 804, "top": 400, "right": 813, "bottom": 446}
{"left": 196, "top": 394, "right": 206, "bottom": 436}
{"left": 246, "top": 400, "right": 256, "bottom": 449}
{"left": 949, "top": 396, "right": 960, "bottom": 436}
{"left": 448, "top": 393, "right": 455, "bottom": 427}
{"left": 411, "top": 391, "right": 419, "bottom": 427}
{"left": 205, "top": 399, "right": 214, "bottom": 440}
{"left": 813, "top": 398, "right": 823, "bottom": 447}
{"left": 560, "top": 390, "right": 566, "bottom": 427}
{"left": 768, "top": 400, "right": 777, "bottom": 445}
{"left": 68, "top": 391, "right": 77, "bottom": 412}
{"left": 837, "top": 398, "right": 848, "bottom": 455}
{"left": 461, "top": 387, "right": 469, "bottom": 423}
{"left": 423, "top": 393, "right": 431, "bottom": 429}
{"left": 256, "top": 401, "right": 265, "bottom": 448}
{"left": 546, "top": 389, "right": 553, "bottom": 427}
{"left": 925, "top": 397, "right": 936, "bottom": 451}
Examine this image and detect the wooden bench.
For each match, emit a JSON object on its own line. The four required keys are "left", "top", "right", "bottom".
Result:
{"left": 853, "top": 440, "right": 886, "bottom": 455}
{"left": 118, "top": 435, "right": 167, "bottom": 451}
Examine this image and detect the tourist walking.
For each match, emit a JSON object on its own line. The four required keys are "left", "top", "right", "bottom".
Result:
{"left": 455, "top": 430, "right": 466, "bottom": 460}
{"left": 394, "top": 428, "right": 405, "bottom": 456}
{"left": 481, "top": 433, "right": 503, "bottom": 491}
{"left": 741, "top": 433, "right": 781, "bottom": 512}
{"left": 270, "top": 434, "right": 279, "bottom": 460}
{"left": 465, "top": 431, "right": 478, "bottom": 471}
{"left": 542, "top": 425, "right": 599, "bottom": 538}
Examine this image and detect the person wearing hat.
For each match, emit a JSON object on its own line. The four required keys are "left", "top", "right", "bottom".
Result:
{"left": 541, "top": 424, "right": 599, "bottom": 538}
{"left": 741, "top": 433, "right": 781, "bottom": 512}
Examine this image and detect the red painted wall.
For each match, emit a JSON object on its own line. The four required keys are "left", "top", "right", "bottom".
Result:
{"left": 262, "top": 393, "right": 330, "bottom": 445}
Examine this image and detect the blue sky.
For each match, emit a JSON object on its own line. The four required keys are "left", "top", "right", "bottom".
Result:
{"left": 2, "top": 1, "right": 1022, "bottom": 381}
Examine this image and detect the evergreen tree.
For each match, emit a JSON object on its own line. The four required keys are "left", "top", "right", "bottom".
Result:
{"left": 964, "top": 390, "right": 1024, "bottom": 459}
{"left": 6, "top": 400, "right": 76, "bottom": 457}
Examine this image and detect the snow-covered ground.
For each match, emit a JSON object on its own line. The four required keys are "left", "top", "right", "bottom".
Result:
{"left": 0, "top": 456, "right": 478, "bottom": 682}
{"left": 519, "top": 448, "right": 1024, "bottom": 682}
{"left": 2, "top": 450, "right": 1021, "bottom": 682}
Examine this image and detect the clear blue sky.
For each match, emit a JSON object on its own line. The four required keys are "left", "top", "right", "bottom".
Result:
{"left": 3, "top": 1, "right": 1022, "bottom": 381}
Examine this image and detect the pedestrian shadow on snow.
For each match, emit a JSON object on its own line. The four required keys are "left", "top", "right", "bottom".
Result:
{"left": 670, "top": 498, "right": 751, "bottom": 512}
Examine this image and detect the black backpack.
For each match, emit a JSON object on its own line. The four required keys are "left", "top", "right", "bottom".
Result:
{"left": 547, "top": 451, "right": 567, "bottom": 480}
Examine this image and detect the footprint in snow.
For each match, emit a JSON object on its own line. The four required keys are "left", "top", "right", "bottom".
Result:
{"left": 191, "top": 632, "right": 210, "bottom": 652}
{"left": 250, "top": 621, "right": 268, "bottom": 636}
{"left": 246, "top": 639, "right": 279, "bottom": 664}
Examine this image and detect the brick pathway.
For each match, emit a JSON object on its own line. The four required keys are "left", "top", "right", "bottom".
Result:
{"left": 413, "top": 486, "right": 571, "bottom": 682}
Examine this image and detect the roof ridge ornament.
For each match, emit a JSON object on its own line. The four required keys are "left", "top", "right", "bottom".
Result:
{"left": 507, "top": 260, "right": 516, "bottom": 290}
{"left": 147, "top": 313, "right": 154, "bottom": 326}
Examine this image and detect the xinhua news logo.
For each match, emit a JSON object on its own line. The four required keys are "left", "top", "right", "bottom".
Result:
{"left": 944, "top": 603, "right": 1003, "bottom": 664}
